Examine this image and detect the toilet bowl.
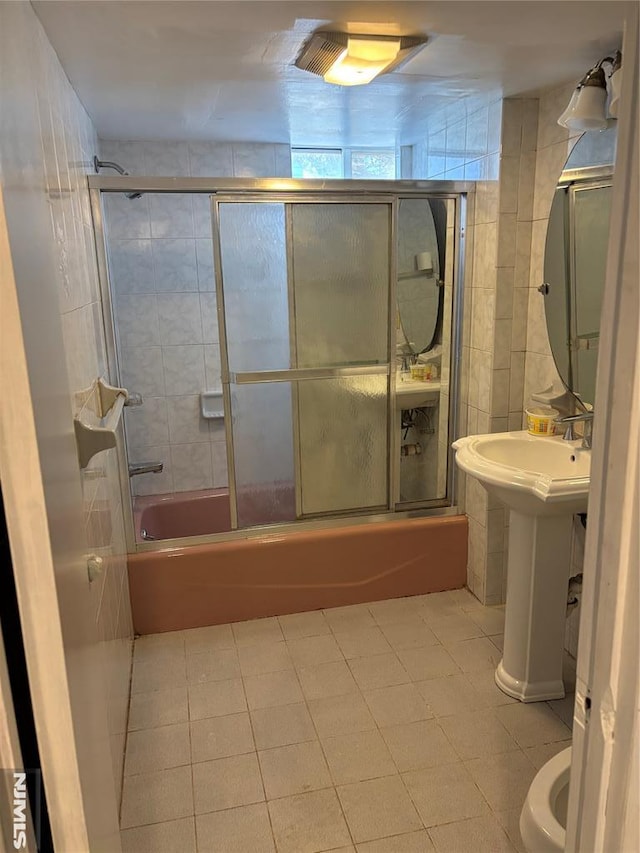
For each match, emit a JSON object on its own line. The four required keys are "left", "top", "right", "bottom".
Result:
{"left": 520, "top": 746, "right": 572, "bottom": 852}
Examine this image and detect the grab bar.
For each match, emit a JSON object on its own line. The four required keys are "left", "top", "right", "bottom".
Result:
{"left": 74, "top": 378, "right": 129, "bottom": 469}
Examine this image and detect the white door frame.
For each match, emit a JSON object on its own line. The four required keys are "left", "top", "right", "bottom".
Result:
{"left": 566, "top": 7, "right": 639, "bottom": 851}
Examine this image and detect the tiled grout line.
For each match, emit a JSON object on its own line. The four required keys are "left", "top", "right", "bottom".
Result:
{"left": 272, "top": 651, "right": 358, "bottom": 852}
{"left": 118, "top": 636, "right": 136, "bottom": 824}
{"left": 123, "top": 592, "right": 569, "bottom": 849}
{"left": 236, "top": 670, "right": 278, "bottom": 853}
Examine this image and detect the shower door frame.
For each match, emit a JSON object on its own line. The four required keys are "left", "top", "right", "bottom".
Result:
{"left": 212, "top": 192, "right": 397, "bottom": 530}
{"left": 88, "top": 177, "right": 471, "bottom": 553}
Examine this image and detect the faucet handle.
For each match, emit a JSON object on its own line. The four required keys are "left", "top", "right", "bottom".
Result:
{"left": 554, "top": 411, "right": 594, "bottom": 448}
{"left": 554, "top": 411, "right": 594, "bottom": 424}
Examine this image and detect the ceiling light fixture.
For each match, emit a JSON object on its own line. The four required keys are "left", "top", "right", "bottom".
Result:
{"left": 558, "top": 51, "right": 622, "bottom": 131}
{"left": 295, "top": 32, "right": 427, "bottom": 87}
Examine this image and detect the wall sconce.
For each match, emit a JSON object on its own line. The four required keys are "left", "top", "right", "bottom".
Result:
{"left": 558, "top": 51, "right": 622, "bottom": 131}
{"left": 608, "top": 51, "right": 623, "bottom": 117}
{"left": 295, "top": 32, "right": 428, "bottom": 87}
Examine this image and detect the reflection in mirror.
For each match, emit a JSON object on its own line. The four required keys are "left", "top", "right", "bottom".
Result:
{"left": 542, "top": 125, "right": 616, "bottom": 406}
{"left": 397, "top": 197, "right": 455, "bottom": 507}
{"left": 397, "top": 198, "right": 443, "bottom": 355}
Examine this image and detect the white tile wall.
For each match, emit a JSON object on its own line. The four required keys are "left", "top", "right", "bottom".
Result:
{"left": 524, "top": 84, "right": 582, "bottom": 406}
{"left": 411, "top": 93, "right": 503, "bottom": 603}
{"left": 410, "top": 94, "right": 555, "bottom": 605}
{"left": 18, "top": 5, "right": 133, "bottom": 808}
{"left": 440, "top": 85, "right": 586, "bottom": 635}
{"left": 101, "top": 140, "right": 292, "bottom": 496}
{"left": 524, "top": 84, "right": 585, "bottom": 657}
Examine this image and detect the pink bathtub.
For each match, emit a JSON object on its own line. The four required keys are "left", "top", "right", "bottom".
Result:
{"left": 128, "top": 500, "right": 469, "bottom": 634}
{"left": 133, "top": 485, "right": 296, "bottom": 542}
{"left": 134, "top": 489, "right": 231, "bottom": 542}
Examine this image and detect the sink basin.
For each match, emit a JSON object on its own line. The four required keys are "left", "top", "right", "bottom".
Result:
{"left": 395, "top": 377, "right": 440, "bottom": 409}
{"left": 453, "top": 431, "right": 590, "bottom": 515}
{"left": 452, "top": 430, "right": 591, "bottom": 702}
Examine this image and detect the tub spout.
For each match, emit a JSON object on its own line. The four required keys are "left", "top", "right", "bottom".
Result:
{"left": 129, "top": 461, "right": 163, "bottom": 477}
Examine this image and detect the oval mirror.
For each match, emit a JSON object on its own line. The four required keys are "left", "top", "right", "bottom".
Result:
{"left": 542, "top": 125, "right": 617, "bottom": 406}
{"left": 397, "top": 198, "right": 443, "bottom": 355}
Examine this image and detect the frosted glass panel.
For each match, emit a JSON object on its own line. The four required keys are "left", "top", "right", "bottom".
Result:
{"left": 218, "top": 203, "right": 290, "bottom": 372}
{"left": 297, "top": 375, "right": 388, "bottom": 515}
{"left": 230, "top": 383, "right": 296, "bottom": 527}
{"left": 291, "top": 204, "right": 390, "bottom": 367}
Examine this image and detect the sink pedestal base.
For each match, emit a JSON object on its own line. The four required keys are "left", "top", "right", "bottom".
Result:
{"left": 496, "top": 511, "right": 572, "bottom": 702}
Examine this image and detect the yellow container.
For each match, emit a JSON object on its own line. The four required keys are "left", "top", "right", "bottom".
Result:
{"left": 410, "top": 363, "right": 426, "bottom": 380}
{"left": 526, "top": 405, "right": 559, "bottom": 436}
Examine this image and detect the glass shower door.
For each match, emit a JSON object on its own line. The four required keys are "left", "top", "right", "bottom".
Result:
{"left": 214, "top": 195, "right": 394, "bottom": 529}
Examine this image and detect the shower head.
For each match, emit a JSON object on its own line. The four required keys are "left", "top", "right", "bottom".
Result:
{"left": 93, "top": 156, "right": 143, "bottom": 199}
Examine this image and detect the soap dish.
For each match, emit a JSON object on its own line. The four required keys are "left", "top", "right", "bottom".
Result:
{"left": 201, "top": 390, "right": 224, "bottom": 419}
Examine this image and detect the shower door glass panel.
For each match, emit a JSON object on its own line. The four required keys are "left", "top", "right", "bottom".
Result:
{"left": 290, "top": 204, "right": 390, "bottom": 367}
{"left": 218, "top": 203, "right": 291, "bottom": 372}
{"left": 297, "top": 375, "right": 389, "bottom": 515}
{"left": 215, "top": 196, "right": 392, "bottom": 528}
{"left": 230, "top": 382, "right": 297, "bottom": 527}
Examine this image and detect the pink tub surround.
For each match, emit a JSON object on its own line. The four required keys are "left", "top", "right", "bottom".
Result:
{"left": 128, "top": 514, "right": 468, "bottom": 634}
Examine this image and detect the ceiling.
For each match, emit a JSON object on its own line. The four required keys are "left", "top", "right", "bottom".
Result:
{"left": 33, "top": 1, "right": 627, "bottom": 147}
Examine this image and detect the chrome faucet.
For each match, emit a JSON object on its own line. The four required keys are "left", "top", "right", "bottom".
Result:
{"left": 128, "top": 461, "right": 163, "bottom": 477}
{"left": 554, "top": 411, "right": 594, "bottom": 449}
{"left": 399, "top": 353, "right": 415, "bottom": 373}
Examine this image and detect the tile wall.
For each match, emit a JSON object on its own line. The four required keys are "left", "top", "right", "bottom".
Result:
{"left": 525, "top": 83, "right": 584, "bottom": 657}
{"left": 412, "top": 91, "right": 580, "bottom": 609}
{"left": 464, "top": 97, "right": 540, "bottom": 605}
{"left": 524, "top": 83, "right": 582, "bottom": 405}
{"left": 100, "top": 141, "right": 292, "bottom": 496}
{"left": 412, "top": 92, "right": 513, "bottom": 604}
{"left": 413, "top": 85, "right": 589, "bottom": 650}
{"left": 411, "top": 93, "right": 502, "bottom": 182}
{"left": 9, "top": 5, "right": 133, "bottom": 809}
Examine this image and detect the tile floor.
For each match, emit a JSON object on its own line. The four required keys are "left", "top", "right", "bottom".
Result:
{"left": 120, "top": 589, "right": 574, "bottom": 852}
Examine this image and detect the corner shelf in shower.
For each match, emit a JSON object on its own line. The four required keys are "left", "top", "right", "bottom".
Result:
{"left": 74, "top": 377, "right": 129, "bottom": 469}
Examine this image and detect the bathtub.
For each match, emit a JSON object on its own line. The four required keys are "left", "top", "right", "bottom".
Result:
{"left": 134, "top": 488, "right": 231, "bottom": 542}
{"left": 128, "top": 500, "right": 468, "bottom": 634}
{"left": 133, "top": 485, "right": 296, "bottom": 542}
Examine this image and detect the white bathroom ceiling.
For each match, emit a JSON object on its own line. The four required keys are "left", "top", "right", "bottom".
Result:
{"left": 33, "top": 0, "right": 626, "bottom": 146}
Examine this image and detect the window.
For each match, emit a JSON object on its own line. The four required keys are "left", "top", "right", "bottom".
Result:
{"left": 350, "top": 150, "right": 397, "bottom": 179}
{"left": 291, "top": 149, "right": 343, "bottom": 179}
{"left": 291, "top": 148, "right": 397, "bottom": 180}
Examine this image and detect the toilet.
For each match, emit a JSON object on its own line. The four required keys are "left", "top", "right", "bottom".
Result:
{"left": 520, "top": 746, "right": 572, "bottom": 852}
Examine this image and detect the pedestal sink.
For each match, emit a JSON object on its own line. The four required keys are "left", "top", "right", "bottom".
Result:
{"left": 453, "top": 431, "right": 590, "bottom": 702}
{"left": 395, "top": 375, "right": 440, "bottom": 409}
